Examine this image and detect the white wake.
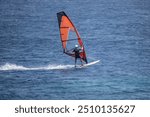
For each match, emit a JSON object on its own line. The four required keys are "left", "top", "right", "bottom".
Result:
{"left": 0, "top": 63, "right": 74, "bottom": 71}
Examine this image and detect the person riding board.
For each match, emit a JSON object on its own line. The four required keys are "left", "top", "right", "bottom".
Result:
{"left": 73, "top": 45, "right": 83, "bottom": 67}
{"left": 64, "top": 44, "right": 83, "bottom": 67}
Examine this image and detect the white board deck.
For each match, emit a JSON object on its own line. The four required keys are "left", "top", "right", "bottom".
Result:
{"left": 76, "top": 60, "right": 100, "bottom": 68}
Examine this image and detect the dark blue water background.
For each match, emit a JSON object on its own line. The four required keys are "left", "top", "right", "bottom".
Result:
{"left": 0, "top": 0, "right": 150, "bottom": 99}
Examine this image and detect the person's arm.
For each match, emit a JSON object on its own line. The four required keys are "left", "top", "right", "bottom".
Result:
{"left": 64, "top": 49, "right": 74, "bottom": 56}
{"left": 79, "top": 47, "right": 83, "bottom": 52}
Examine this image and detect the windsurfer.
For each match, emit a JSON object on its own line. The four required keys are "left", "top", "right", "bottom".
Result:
{"left": 73, "top": 45, "right": 83, "bottom": 67}
{"left": 64, "top": 45, "right": 83, "bottom": 67}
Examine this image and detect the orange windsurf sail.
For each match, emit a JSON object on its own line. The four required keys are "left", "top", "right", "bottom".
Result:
{"left": 57, "top": 11, "right": 88, "bottom": 63}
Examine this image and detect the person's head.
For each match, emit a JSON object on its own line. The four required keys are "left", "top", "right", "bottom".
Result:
{"left": 75, "top": 45, "right": 78, "bottom": 48}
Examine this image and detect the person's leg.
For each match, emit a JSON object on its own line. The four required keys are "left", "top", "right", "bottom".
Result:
{"left": 80, "top": 58, "right": 83, "bottom": 66}
{"left": 75, "top": 57, "right": 77, "bottom": 67}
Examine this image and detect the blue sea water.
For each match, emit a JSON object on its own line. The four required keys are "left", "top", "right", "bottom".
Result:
{"left": 0, "top": 0, "right": 150, "bottom": 99}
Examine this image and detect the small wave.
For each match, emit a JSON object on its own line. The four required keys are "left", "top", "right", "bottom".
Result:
{"left": 0, "top": 63, "right": 74, "bottom": 71}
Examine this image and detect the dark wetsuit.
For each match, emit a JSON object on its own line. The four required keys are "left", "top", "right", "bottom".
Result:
{"left": 64, "top": 47, "right": 83, "bottom": 67}
{"left": 73, "top": 47, "right": 82, "bottom": 67}
{"left": 73, "top": 47, "right": 81, "bottom": 58}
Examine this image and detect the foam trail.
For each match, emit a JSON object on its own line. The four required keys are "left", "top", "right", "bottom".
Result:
{"left": 0, "top": 63, "right": 74, "bottom": 71}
